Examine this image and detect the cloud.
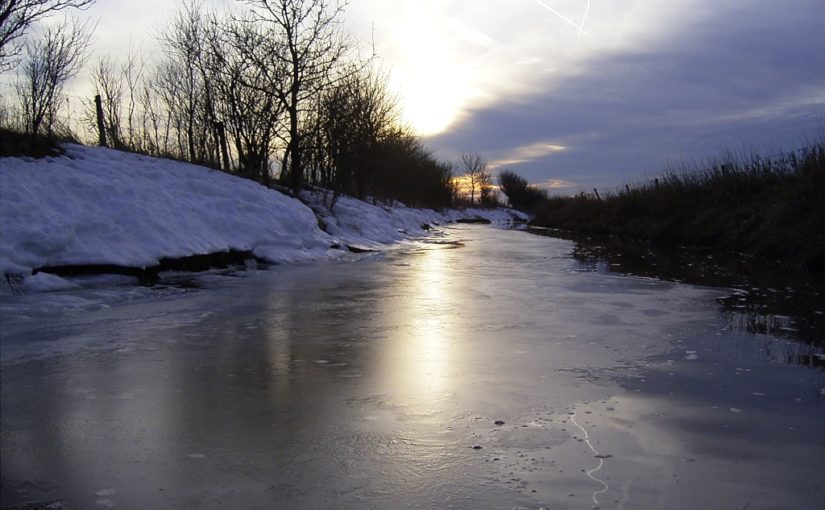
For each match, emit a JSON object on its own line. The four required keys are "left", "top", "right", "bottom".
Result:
{"left": 426, "top": 0, "right": 825, "bottom": 191}
{"left": 541, "top": 179, "right": 576, "bottom": 190}
{"left": 489, "top": 141, "right": 567, "bottom": 169}
{"left": 447, "top": 19, "right": 498, "bottom": 49}
{"left": 347, "top": 0, "right": 694, "bottom": 136}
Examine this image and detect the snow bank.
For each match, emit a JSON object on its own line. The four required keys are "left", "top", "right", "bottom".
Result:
{"left": 0, "top": 145, "right": 334, "bottom": 279}
{"left": 301, "top": 190, "right": 528, "bottom": 251}
{"left": 442, "top": 207, "right": 530, "bottom": 224}
{"left": 301, "top": 190, "right": 442, "bottom": 250}
{"left": 1, "top": 144, "right": 528, "bottom": 293}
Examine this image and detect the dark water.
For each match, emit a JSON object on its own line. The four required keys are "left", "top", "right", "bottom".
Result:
{"left": 530, "top": 226, "right": 825, "bottom": 350}
{"left": 2, "top": 225, "right": 824, "bottom": 509}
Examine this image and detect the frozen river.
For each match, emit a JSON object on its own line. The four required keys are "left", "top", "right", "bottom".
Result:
{"left": 2, "top": 225, "right": 824, "bottom": 509}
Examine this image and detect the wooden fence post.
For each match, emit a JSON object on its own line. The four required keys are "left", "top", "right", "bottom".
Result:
{"left": 593, "top": 188, "right": 601, "bottom": 201}
{"left": 94, "top": 95, "right": 107, "bottom": 147}
{"left": 215, "top": 121, "right": 230, "bottom": 172}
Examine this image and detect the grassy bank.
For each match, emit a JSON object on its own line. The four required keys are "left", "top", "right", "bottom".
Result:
{"left": 531, "top": 141, "right": 825, "bottom": 274}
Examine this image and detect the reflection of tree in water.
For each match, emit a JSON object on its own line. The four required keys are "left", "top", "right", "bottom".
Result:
{"left": 528, "top": 227, "right": 825, "bottom": 360}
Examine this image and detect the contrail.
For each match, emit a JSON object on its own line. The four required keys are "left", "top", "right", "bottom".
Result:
{"left": 534, "top": 0, "right": 592, "bottom": 37}
{"left": 579, "top": 0, "right": 591, "bottom": 37}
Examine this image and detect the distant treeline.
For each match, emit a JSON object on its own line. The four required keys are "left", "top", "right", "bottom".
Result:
{"left": 506, "top": 140, "right": 824, "bottom": 274}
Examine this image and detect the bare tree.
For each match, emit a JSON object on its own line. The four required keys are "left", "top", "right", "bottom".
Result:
{"left": 147, "top": 60, "right": 184, "bottom": 158}
{"left": 121, "top": 42, "right": 144, "bottom": 150}
{"left": 15, "top": 17, "right": 93, "bottom": 140}
{"left": 207, "top": 12, "right": 285, "bottom": 181}
{"left": 306, "top": 62, "right": 399, "bottom": 198}
{"left": 478, "top": 165, "right": 494, "bottom": 206}
{"left": 240, "top": 0, "right": 353, "bottom": 188}
{"left": 89, "top": 54, "right": 124, "bottom": 148}
{"left": 150, "top": 2, "right": 287, "bottom": 176}
{"left": 460, "top": 152, "right": 487, "bottom": 204}
{"left": 0, "top": 0, "right": 94, "bottom": 71}
{"left": 158, "top": 3, "right": 206, "bottom": 164}
{"left": 155, "top": 2, "right": 225, "bottom": 167}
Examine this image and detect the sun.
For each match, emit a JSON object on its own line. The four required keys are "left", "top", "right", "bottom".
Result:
{"left": 398, "top": 74, "right": 477, "bottom": 136}
{"left": 400, "top": 82, "right": 464, "bottom": 137}
{"left": 380, "top": 1, "right": 485, "bottom": 136}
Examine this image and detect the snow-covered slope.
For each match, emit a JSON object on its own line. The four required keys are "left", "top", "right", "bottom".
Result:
{"left": 0, "top": 145, "right": 334, "bottom": 277}
{"left": 301, "top": 190, "right": 528, "bottom": 251}
{"left": 301, "top": 190, "right": 441, "bottom": 250}
{"left": 1, "top": 144, "right": 528, "bottom": 293}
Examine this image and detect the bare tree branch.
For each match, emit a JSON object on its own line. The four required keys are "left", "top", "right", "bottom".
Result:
{"left": 239, "top": 0, "right": 353, "bottom": 187}
{"left": 14, "top": 16, "right": 93, "bottom": 139}
{"left": 0, "top": 0, "right": 94, "bottom": 71}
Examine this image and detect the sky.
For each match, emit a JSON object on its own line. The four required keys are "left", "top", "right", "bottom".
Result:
{"left": 33, "top": 0, "right": 825, "bottom": 193}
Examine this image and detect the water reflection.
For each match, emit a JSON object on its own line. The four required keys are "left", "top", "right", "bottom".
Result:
{"left": 381, "top": 243, "right": 454, "bottom": 399}
{"left": 527, "top": 227, "right": 825, "bottom": 363}
{"left": 414, "top": 244, "right": 453, "bottom": 390}
{"left": 710, "top": 332, "right": 825, "bottom": 369}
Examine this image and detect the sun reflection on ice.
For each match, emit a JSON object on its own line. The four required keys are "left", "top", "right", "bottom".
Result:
{"left": 412, "top": 245, "right": 452, "bottom": 393}
{"left": 397, "top": 243, "right": 455, "bottom": 398}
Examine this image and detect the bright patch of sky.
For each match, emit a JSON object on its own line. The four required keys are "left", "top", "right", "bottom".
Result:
{"left": 489, "top": 141, "right": 567, "bottom": 169}
{"left": 346, "top": 0, "right": 617, "bottom": 135}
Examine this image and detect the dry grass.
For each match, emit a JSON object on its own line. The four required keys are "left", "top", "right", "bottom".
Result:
{"left": 531, "top": 140, "right": 825, "bottom": 274}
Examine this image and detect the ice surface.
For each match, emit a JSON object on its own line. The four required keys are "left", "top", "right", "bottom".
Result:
{"left": 2, "top": 225, "right": 824, "bottom": 509}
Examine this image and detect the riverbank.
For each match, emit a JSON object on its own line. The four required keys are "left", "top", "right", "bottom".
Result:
{"left": 530, "top": 141, "right": 824, "bottom": 274}
{"left": 0, "top": 144, "right": 525, "bottom": 294}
